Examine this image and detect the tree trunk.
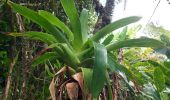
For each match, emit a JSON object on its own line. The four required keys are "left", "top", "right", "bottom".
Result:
{"left": 93, "top": 0, "right": 115, "bottom": 33}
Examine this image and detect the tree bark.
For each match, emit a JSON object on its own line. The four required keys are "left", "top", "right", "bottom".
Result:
{"left": 1, "top": 3, "right": 16, "bottom": 100}
{"left": 93, "top": 0, "right": 115, "bottom": 33}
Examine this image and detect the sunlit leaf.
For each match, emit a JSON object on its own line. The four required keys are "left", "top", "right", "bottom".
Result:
{"left": 154, "top": 68, "right": 165, "bottom": 92}
{"left": 106, "top": 38, "right": 165, "bottom": 51}
{"left": 92, "top": 16, "right": 141, "bottom": 41}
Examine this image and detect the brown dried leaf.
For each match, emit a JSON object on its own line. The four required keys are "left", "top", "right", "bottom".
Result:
{"left": 66, "top": 82, "right": 79, "bottom": 100}
{"left": 49, "top": 78, "right": 56, "bottom": 100}
{"left": 55, "top": 66, "right": 67, "bottom": 76}
{"left": 72, "top": 72, "right": 84, "bottom": 91}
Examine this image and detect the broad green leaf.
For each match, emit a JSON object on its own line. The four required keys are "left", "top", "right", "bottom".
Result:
{"left": 92, "top": 42, "right": 107, "bottom": 98}
{"left": 59, "top": 44, "right": 80, "bottom": 68}
{"left": 8, "top": 1, "right": 69, "bottom": 43}
{"left": 81, "top": 68, "right": 93, "bottom": 92}
{"left": 38, "top": 10, "right": 74, "bottom": 41}
{"left": 107, "top": 55, "right": 119, "bottom": 72}
{"left": 102, "top": 34, "right": 114, "bottom": 45}
{"left": 13, "top": 31, "right": 57, "bottom": 44}
{"left": 25, "top": 32, "right": 58, "bottom": 44}
{"left": 60, "top": 0, "right": 82, "bottom": 50}
{"left": 92, "top": 16, "right": 141, "bottom": 41}
{"left": 32, "top": 52, "right": 57, "bottom": 67}
{"left": 106, "top": 38, "right": 165, "bottom": 51}
{"left": 154, "top": 68, "right": 165, "bottom": 92}
{"left": 10, "top": 32, "right": 57, "bottom": 45}
{"left": 80, "top": 9, "right": 88, "bottom": 43}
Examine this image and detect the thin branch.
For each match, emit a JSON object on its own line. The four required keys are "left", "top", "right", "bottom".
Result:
{"left": 143, "top": 0, "right": 161, "bottom": 31}
{"left": 3, "top": 54, "right": 18, "bottom": 100}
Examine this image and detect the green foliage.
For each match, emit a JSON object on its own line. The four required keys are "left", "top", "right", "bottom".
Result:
{"left": 164, "top": 61, "right": 170, "bottom": 69}
{"left": 32, "top": 52, "right": 57, "bottom": 67}
{"left": 8, "top": 1, "right": 69, "bottom": 44}
{"left": 102, "top": 34, "right": 114, "bottom": 45}
{"left": 154, "top": 67, "right": 165, "bottom": 92}
{"left": 38, "top": 10, "right": 74, "bottom": 41}
{"left": 7, "top": 0, "right": 169, "bottom": 99}
{"left": 106, "top": 38, "right": 165, "bottom": 51}
{"left": 80, "top": 9, "right": 89, "bottom": 43}
{"left": 60, "top": 0, "right": 82, "bottom": 50}
{"left": 91, "top": 43, "right": 107, "bottom": 98}
{"left": 10, "top": 31, "right": 58, "bottom": 45}
{"left": 81, "top": 67, "right": 93, "bottom": 92}
{"left": 92, "top": 16, "right": 141, "bottom": 41}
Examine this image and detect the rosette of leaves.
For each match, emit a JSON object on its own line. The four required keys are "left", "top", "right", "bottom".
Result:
{"left": 7, "top": 0, "right": 165, "bottom": 99}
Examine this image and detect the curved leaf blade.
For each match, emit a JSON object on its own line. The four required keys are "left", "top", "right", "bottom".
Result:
{"left": 102, "top": 34, "right": 114, "bottom": 46}
{"left": 106, "top": 38, "right": 165, "bottom": 51}
{"left": 32, "top": 52, "right": 57, "bottom": 67}
{"left": 60, "top": 0, "right": 82, "bottom": 50}
{"left": 25, "top": 32, "right": 58, "bottom": 45}
{"left": 92, "top": 16, "right": 141, "bottom": 41}
{"left": 8, "top": 1, "right": 68, "bottom": 43}
{"left": 80, "top": 9, "right": 89, "bottom": 43}
{"left": 92, "top": 42, "right": 107, "bottom": 98}
{"left": 9, "top": 32, "right": 57, "bottom": 45}
{"left": 38, "top": 10, "right": 74, "bottom": 41}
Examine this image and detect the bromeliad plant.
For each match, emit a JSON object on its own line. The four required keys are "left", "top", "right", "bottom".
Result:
{"left": 7, "top": 0, "right": 166, "bottom": 99}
